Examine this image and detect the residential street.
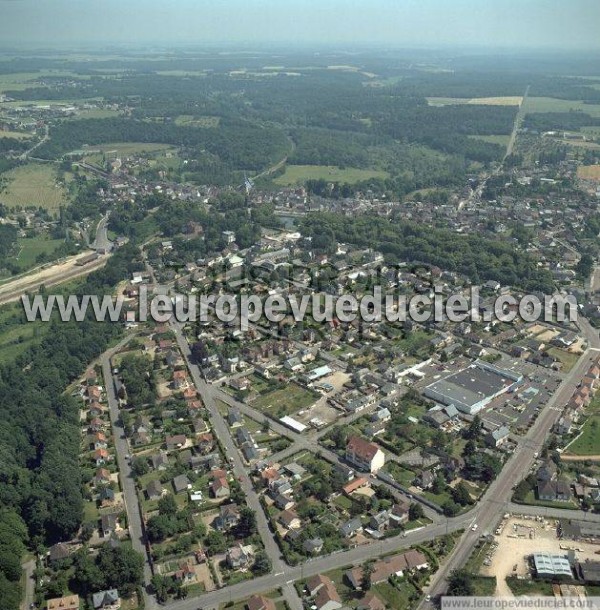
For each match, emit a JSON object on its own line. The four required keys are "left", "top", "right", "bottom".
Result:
{"left": 102, "top": 341, "right": 157, "bottom": 610}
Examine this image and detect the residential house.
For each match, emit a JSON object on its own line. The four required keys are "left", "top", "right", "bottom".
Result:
{"left": 339, "top": 517, "right": 363, "bottom": 538}
{"left": 369, "top": 510, "right": 391, "bottom": 533}
{"left": 484, "top": 425, "right": 510, "bottom": 448}
{"left": 278, "top": 509, "right": 301, "bottom": 530}
{"left": 92, "top": 589, "right": 121, "bottom": 610}
{"left": 93, "top": 468, "right": 111, "bottom": 486}
{"left": 246, "top": 595, "right": 276, "bottom": 610}
{"left": 151, "top": 452, "right": 170, "bottom": 471}
{"left": 346, "top": 436, "right": 385, "bottom": 473}
{"left": 227, "top": 544, "right": 254, "bottom": 569}
{"left": 93, "top": 448, "right": 109, "bottom": 466}
{"left": 211, "top": 477, "right": 230, "bottom": 499}
{"left": 537, "top": 480, "right": 572, "bottom": 503}
{"left": 173, "top": 562, "right": 196, "bottom": 583}
{"left": 48, "top": 543, "right": 72, "bottom": 565}
{"left": 165, "top": 434, "right": 187, "bottom": 450}
{"left": 100, "top": 513, "right": 118, "bottom": 538}
{"left": 173, "top": 474, "right": 191, "bottom": 494}
{"left": 357, "top": 592, "right": 386, "bottom": 610}
{"left": 303, "top": 538, "right": 324, "bottom": 554}
{"left": 415, "top": 470, "right": 435, "bottom": 490}
{"left": 214, "top": 504, "right": 240, "bottom": 531}
{"left": 146, "top": 480, "right": 164, "bottom": 500}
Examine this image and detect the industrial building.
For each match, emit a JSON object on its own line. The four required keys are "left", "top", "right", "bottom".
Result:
{"left": 532, "top": 552, "right": 574, "bottom": 579}
{"left": 423, "top": 360, "right": 522, "bottom": 415}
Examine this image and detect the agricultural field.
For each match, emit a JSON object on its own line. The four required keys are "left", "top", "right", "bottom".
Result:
{"left": 81, "top": 142, "right": 175, "bottom": 156}
{"left": 72, "top": 108, "right": 123, "bottom": 120}
{"left": 0, "top": 129, "right": 33, "bottom": 140}
{"left": 523, "top": 97, "right": 600, "bottom": 117}
{"left": 577, "top": 165, "right": 600, "bottom": 181}
{"left": 0, "top": 163, "right": 68, "bottom": 212}
{"left": 468, "top": 134, "right": 511, "bottom": 146}
{"left": 174, "top": 115, "right": 220, "bottom": 128}
{"left": 273, "top": 164, "right": 389, "bottom": 186}
{"left": 427, "top": 96, "right": 523, "bottom": 106}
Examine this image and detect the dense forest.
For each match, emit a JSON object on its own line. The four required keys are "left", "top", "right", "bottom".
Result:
{"left": 0, "top": 243, "right": 142, "bottom": 607}
{"left": 301, "top": 213, "right": 555, "bottom": 293}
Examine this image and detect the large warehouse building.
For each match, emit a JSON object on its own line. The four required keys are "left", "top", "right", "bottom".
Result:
{"left": 423, "top": 360, "right": 522, "bottom": 415}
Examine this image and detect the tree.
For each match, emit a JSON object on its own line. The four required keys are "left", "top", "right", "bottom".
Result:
{"left": 465, "top": 415, "right": 483, "bottom": 440}
{"left": 252, "top": 550, "right": 272, "bottom": 576}
{"left": 205, "top": 530, "right": 227, "bottom": 555}
{"left": 238, "top": 508, "right": 257, "bottom": 537}
{"left": 80, "top": 522, "right": 95, "bottom": 543}
{"left": 131, "top": 457, "right": 149, "bottom": 477}
{"left": 442, "top": 500, "right": 460, "bottom": 517}
{"left": 158, "top": 494, "right": 178, "bottom": 516}
{"left": 361, "top": 560, "right": 375, "bottom": 591}
{"left": 151, "top": 575, "right": 171, "bottom": 603}
{"left": 463, "top": 440, "right": 477, "bottom": 457}
{"left": 447, "top": 569, "right": 475, "bottom": 596}
{"left": 451, "top": 482, "right": 473, "bottom": 507}
{"left": 96, "top": 546, "right": 144, "bottom": 596}
{"left": 408, "top": 503, "right": 424, "bottom": 521}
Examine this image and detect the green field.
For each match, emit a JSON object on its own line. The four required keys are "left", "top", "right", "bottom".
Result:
{"left": 174, "top": 115, "right": 220, "bottom": 128}
{"left": 252, "top": 382, "right": 317, "bottom": 417}
{"left": 0, "top": 302, "right": 45, "bottom": 364}
{"left": 81, "top": 142, "right": 175, "bottom": 156}
{"left": 468, "top": 134, "right": 511, "bottom": 147}
{"left": 14, "top": 236, "right": 65, "bottom": 269}
{"left": 0, "top": 129, "right": 33, "bottom": 140}
{"left": 274, "top": 164, "right": 389, "bottom": 186}
{"left": 523, "top": 97, "right": 600, "bottom": 118}
{"left": 0, "top": 163, "right": 69, "bottom": 211}
{"left": 567, "top": 416, "right": 600, "bottom": 456}
{"left": 73, "top": 108, "right": 123, "bottom": 120}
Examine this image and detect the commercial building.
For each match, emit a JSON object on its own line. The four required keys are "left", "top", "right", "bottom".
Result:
{"left": 423, "top": 360, "right": 522, "bottom": 415}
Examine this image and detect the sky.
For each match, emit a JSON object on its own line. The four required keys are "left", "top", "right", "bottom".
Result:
{"left": 0, "top": 0, "right": 599, "bottom": 50}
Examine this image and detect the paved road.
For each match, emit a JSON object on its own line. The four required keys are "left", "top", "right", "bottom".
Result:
{"left": 91, "top": 213, "right": 113, "bottom": 252}
{"left": 18, "top": 124, "right": 49, "bottom": 160}
{"left": 506, "top": 502, "right": 600, "bottom": 522}
{"left": 102, "top": 342, "right": 157, "bottom": 610}
{"left": 20, "top": 559, "right": 35, "bottom": 610}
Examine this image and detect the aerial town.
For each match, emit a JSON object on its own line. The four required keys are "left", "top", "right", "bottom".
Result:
{"left": 1, "top": 6, "right": 600, "bottom": 610}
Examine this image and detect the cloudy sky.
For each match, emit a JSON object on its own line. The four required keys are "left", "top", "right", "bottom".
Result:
{"left": 0, "top": 0, "right": 598, "bottom": 50}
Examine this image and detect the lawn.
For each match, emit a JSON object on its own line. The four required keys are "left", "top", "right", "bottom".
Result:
{"left": 385, "top": 462, "right": 417, "bottom": 487}
{"left": 273, "top": 164, "right": 389, "bottom": 186}
{"left": 567, "top": 416, "right": 600, "bottom": 456}
{"left": 251, "top": 382, "right": 317, "bottom": 418}
{"left": 14, "top": 236, "right": 65, "bottom": 269}
{"left": 506, "top": 577, "right": 554, "bottom": 597}
{"left": 523, "top": 97, "right": 600, "bottom": 118}
{"left": 547, "top": 347, "right": 579, "bottom": 373}
{"left": 0, "top": 163, "right": 69, "bottom": 212}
